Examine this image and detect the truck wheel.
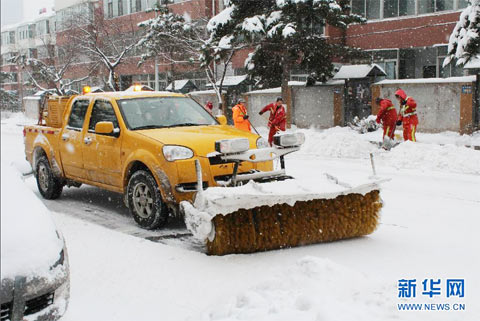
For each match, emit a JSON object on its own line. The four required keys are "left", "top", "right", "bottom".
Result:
{"left": 127, "top": 170, "right": 168, "bottom": 229}
{"left": 36, "top": 156, "right": 63, "bottom": 199}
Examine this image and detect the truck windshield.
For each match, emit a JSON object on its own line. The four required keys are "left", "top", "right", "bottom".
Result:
{"left": 117, "top": 97, "right": 218, "bottom": 130}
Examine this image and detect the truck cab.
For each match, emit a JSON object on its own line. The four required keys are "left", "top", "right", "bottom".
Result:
{"left": 25, "top": 91, "right": 273, "bottom": 229}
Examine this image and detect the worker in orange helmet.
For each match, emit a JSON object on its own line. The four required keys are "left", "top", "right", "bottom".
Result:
{"left": 232, "top": 98, "right": 251, "bottom": 132}
{"left": 375, "top": 97, "right": 397, "bottom": 149}
{"left": 259, "top": 97, "right": 286, "bottom": 146}
{"left": 395, "top": 88, "right": 418, "bottom": 142}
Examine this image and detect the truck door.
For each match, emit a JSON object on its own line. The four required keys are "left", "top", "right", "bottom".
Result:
{"left": 83, "top": 99, "right": 122, "bottom": 187}
{"left": 59, "top": 99, "right": 91, "bottom": 179}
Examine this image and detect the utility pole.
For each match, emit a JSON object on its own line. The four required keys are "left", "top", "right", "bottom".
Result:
{"left": 154, "top": 6, "right": 159, "bottom": 91}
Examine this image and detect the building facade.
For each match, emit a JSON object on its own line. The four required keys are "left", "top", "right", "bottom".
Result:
{"left": 0, "top": 0, "right": 474, "bottom": 100}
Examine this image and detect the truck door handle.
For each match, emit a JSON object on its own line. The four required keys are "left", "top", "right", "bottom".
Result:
{"left": 84, "top": 137, "right": 93, "bottom": 145}
{"left": 61, "top": 134, "right": 69, "bottom": 142}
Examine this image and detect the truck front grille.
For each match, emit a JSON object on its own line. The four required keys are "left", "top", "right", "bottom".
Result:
{"left": 24, "top": 292, "right": 54, "bottom": 316}
{"left": 208, "top": 155, "right": 236, "bottom": 165}
{"left": 1, "top": 301, "right": 12, "bottom": 321}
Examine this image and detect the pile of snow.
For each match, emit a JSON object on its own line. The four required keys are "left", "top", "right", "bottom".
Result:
{"left": 362, "top": 128, "right": 480, "bottom": 146}
{"left": 0, "top": 161, "right": 64, "bottom": 279}
{"left": 280, "top": 126, "right": 480, "bottom": 175}
{"left": 381, "top": 141, "right": 480, "bottom": 175}
{"left": 295, "top": 127, "right": 378, "bottom": 159}
{"left": 182, "top": 176, "right": 381, "bottom": 242}
{"left": 1, "top": 112, "right": 36, "bottom": 175}
{"left": 196, "top": 256, "right": 394, "bottom": 321}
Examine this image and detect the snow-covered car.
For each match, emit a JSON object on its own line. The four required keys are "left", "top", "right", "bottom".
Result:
{"left": 1, "top": 162, "right": 69, "bottom": 321}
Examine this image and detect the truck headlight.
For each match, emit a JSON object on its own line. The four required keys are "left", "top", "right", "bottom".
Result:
{"left": 273, "top": 133, "right": 305, "bottom": 147}
{"left": 163, "top": 145, "right": 194, "bottom": 161}
{"left": 256, "top": 137, "right": 269, "bottom": 149}
{"left": 215, "top": 138, "right": 250, "bottom": 154}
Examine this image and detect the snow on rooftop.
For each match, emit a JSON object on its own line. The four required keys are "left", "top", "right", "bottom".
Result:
{"left": 206, "top": 75, "right": 248, "bottom": 88}
{"left": 188, "top": 89, "right": 226, "bottom": 95}
{"left": 166, "top": 80, "right": 192, "bottom": 91}
{"left": 247, "top": 87, "right": 282, "bottom": 95}
{"left": 463, "top": 55, "right": 480, "bottom": 69}
{"left": 376, "top": 76, "right": 476, "bottom": 85}
{"left": 333, "top": 64, "right": 386, "bottom": 79}
{"left": 246, "top": 80, "right": 341, "bottom": 95}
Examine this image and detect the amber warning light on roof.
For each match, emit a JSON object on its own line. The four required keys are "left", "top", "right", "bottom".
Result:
{"left": 133, "top": 84, "right": 142, "bottom": 92}
{"left": 82, "top": 86, "right": 91, "bottom": 94}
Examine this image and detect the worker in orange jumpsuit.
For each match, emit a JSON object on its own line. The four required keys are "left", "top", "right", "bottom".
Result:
{"left": 232, "top": 99, "right": 251, "bottom": 132}
{"left": 395, "top": 88, "right": 418, "bottom": 142}
{"left": 375, "top": 97, "right": 397, "bottom": 146}
{"left": 259, "top": 97, "right": 286, "bottom": 146}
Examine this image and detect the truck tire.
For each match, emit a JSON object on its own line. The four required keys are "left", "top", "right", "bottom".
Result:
{"left": 36, "top": 156, "right": 63, "bottom": 199}
{"left": 127, "top": 170, "right": 168, "bottom": 229}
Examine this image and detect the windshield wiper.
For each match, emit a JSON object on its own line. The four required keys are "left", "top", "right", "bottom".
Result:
{"left": 167, "top": 123, "right": 204, "bottom": 128}
{"left": 132, "top": 125, "right": 167, "bottom": 130}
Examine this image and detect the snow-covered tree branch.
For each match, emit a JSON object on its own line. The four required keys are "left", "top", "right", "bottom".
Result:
{"left": 14, "top": 40, "right": 93, "bottom": 96}
{"left": 444, "top": 0, "right": 480, "bottom": 67}
{"left": 0, "top": 71, "right": 19, "bottom": 110}
{"left": 64, "top": 5, "right": 138, "bottom": 91}
{"left": 137, "top": 5, "right": 206, "bottom": 92}
{"left": 206, "top": 0, "right": 366, "bottom": 123}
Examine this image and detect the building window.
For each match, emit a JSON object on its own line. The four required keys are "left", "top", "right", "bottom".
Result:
{"left": 366, "top": 0, "right": 380, "bottom": 19}
{"left": 436, "top": 0, "right": 454, "bottom": 11}
{"left": 437, "top": 45, "right": 464, "bottom": 78}
{"left": 384, "top": 0, "right": 398, "bottom": 18}
{"left": 9, "top": 31, "right": 15, "bottom": 43}
{"left": 118, "top": 0, "right": 124, "bottom": 16}
{"left": 369, "top": 49, "right": 399, "bottom": 79}
{"left": 352, "top": 0, "right": 467, "bottom": 20}
{"left": 28, "top": 24, "right": 35, "bottom": 38}
{"left": 28, "top": 48, "right": 38, "bottom": 59}
{"left": 458, "top": 0, "right": 469, "bottom": 9}
{"left": 132, "top": 0, "right": 143, "bottom": 13}
{"left": 46, "top": 20, "right": 50, "bottom": 34}
{"left": 107, "top": 0, "right": 113, "bottom": 18}
{"left": 399, "top": 0, "right": 416, "bottom": 16}
{"left": 418, "top": 0, "right": 434, "bottom": 14}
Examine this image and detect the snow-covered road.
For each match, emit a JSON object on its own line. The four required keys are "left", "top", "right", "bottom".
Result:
{"left": 1, "top": 113, "right": 479, "bottom": 321}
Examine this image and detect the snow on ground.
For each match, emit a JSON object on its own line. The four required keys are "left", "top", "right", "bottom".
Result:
{"left": 2, "top": 113, "right": 480, "bottom": 321}
{"left": 288, "top": 126, "right": 480, "bottom": 175}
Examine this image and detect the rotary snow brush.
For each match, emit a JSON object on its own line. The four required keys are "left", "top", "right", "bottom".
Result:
{"left": 181, "top": 134, "right": 383, "bottom": 255}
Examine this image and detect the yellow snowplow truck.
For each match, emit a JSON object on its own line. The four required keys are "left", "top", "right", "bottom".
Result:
{"left": 24, "top": 90, "right": 382, "bottom": 255}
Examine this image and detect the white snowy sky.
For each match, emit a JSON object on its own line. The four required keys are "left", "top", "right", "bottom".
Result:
{"left": 1, "top": 0, "right": 53, "bottom": 27}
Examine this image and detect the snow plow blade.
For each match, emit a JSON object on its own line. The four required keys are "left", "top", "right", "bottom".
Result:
{"left": 181, "top": 134, "right": 382, "bottom": 255}
{"left": 182, "top": 178, "right": 382, "bottom": 256}
{"left": 206, "top": 190, "right": 380, "bottom": 255}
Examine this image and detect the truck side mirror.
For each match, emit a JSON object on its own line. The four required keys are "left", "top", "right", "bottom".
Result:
{"left": 216, "top": 115, "right": 227, "bottom": 125}
{"left": 95, "top": 121, "right": 118, "bottom": 137}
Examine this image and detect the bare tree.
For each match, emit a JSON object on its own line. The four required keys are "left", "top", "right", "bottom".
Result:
{"left": 200, "top": 31, "right": 248, "bottom": 113}
{"left": 64, "top": 4, "right": 138, "bottom": 91}
{"left": 14, "top": 40, "right": 92, "bottom": 96}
